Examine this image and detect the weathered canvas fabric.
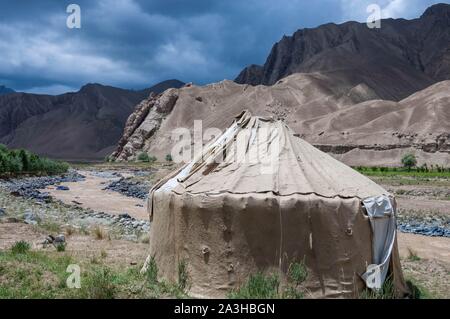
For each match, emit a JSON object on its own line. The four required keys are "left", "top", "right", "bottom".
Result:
{"left": 147, "top": 111, "right": 410, "bottom": 298}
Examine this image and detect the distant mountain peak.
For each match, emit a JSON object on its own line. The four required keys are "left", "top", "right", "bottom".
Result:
{"left": 235, "top": 3, "right": 450, "bottom": 101}
{"left": 0, "top": 79, "right": 185, "bottom": 160}
{"left": 421, "top": 3, "right": 450, "bottom": 19}
{"left": 79, "top": 83, "right": 108, "bottom": 94}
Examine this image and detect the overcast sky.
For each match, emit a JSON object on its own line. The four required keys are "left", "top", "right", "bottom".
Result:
{"left": 0, "top": 0, "right": 446, "bottom": 94}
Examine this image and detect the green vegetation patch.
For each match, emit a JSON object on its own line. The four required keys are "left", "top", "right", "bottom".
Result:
{"left": 0, "top": 243, "right": 187, "bottom": 299}
{"left": 0, "top": 144, "right": 69, "bottom": 176}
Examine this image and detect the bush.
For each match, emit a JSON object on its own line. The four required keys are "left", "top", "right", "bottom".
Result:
{"left": 401, "top": 154, "right": 417, "bottom": 171}
{"left": 11, "top": 241, "right": 31, "bottom": 254}
{"left": 165, "top": 154, "right": 173, "bottom": 162}
{"left": 137, "top": 152, "right": 150, "bottom": 162}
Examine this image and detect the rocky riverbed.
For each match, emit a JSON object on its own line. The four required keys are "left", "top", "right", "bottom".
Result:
{"left": 1, "top": 168, "right": 449, "bottom": 239}
{"left": 0, "top": 170, "right": 151, "bottom": 240}
{"left": 2, "top": 170, "right": 85, "bottom": 202}
{"left": 397, "top": 208, "right": 450, "bottom": 238}
{"left": 103, "top": 177, "right": 151, "bottom": 199}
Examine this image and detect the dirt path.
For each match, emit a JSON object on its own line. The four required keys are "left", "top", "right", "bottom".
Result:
{"left": 398, "top": 233, "right": 450, "bottom": 264}
{"left": 397, "top": 233, "right": 450, "bottom": 298}
{"left": 396, "top": 197, "right": 450, "bottom": 214}
{"left": 46, "top": 171, "right": 148, "bottom": 220}
{"left": 0, "top": 222, "right": 148, "bottom": 266}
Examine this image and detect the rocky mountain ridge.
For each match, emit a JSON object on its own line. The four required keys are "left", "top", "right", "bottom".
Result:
{"left": 235, "top": 3, "right": 450, "bottom": 101}
{"left": 111, "top": 74, "right": 449, "bottom": 167}
{"left": 0, "top": 80, "right": 184, "bottom": 160}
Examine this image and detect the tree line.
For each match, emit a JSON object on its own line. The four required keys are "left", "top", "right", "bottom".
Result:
{"left": 0, "top": 144, "right": 69, "bottom": 176}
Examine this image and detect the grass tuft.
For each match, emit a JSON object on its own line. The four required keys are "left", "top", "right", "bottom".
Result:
{"left": 146, "top": 255, "right": 158, "bottom": 284}
{"left": 177, "top": 259, "right": 190, "bottom": 292}
{"left": 81, "top": 267, "right": 116, "bottom": 299}
{"left": 229, "top": 272, "right": 280, "bottom": 299}
{"left": 11, "top": 241, "right": 31, "bottom": 254}
{"left": 92, "top": 226, "right": 108, "bottom": 240}
{"left": 55, "top": 243, "right": 66, "bottom": 252}
{"left": 407, "top": 248, "right": 421, "bottom": 262}
{"left": 359, "top": 276, "right": 396, "bottom": 299}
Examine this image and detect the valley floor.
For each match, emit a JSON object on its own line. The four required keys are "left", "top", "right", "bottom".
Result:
{"left": 0, "top": 163, "right": 448, "bottom": 298}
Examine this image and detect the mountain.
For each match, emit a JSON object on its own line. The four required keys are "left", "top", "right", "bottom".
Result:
{"left": 110, "top": 5, "right": 450, "bottom": 167}
{"left": 235, "top": 3, "right": 450, "bottom": 101}
{"left": 0, "top": 85, "right": 15, "bottom": 95}
{"left": 111, "top": 74, "right": 449, "bottom": 167}
{"left": 0, "top": 80, "right": 184, "bottom": 160}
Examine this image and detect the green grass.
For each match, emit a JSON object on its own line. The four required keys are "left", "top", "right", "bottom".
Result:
{"left": 177, "top": 259, "right": 190, "bottom": 292}
{"left": 407, "top": 249, "right": 421, "bottom": 262}
{"left": 0, "top": 249, "right": 74, "bottom": 298}
{"left": 359, "top": 277, "right": 396, "bottom": 299}
{"left": 11, "top": 241, "right": 31, "bottom": 254}
{"left": 38, "top": 221, "right": 61, "bottom": 234}
{"left": 55, "top": 243, "right": 66, "bottom": 252}
{"left": 355, "top": 166, "right": 450, "bottom": 178}
{"left": 145, "top": 256, "right": 158, "bottom": 285}
{"left": 229, "top": 273, "right": 280, "bottom": 299}
{"left": 288, "top": 261, "right": 308, "bottom": 285}
{"left": 359, "top": 276, "right": 433, "bottom": 299}
{"left": 405, "top": 278, "right": 433, "bottom": 299}
{"left": 0, "top": 246, "right": 187, "bottom": 299}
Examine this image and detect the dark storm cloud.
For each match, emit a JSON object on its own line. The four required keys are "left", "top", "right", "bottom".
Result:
{"left": 0, "top": 0, "right": 446, "bottom": 94}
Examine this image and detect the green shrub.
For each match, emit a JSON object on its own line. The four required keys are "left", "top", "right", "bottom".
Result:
{"left": 55, "top": 243, "right": 66, "bottom": 252}
{"left": 11, "top": 241, "right": 31, "bottom": 254}
{"left": 83, "top": 267, "right": 116, "bottom": 299}
{"left": 288, "top": 262, "right": 308, "bottom": 285}
{"left": 401, "top": 154, "right": 417, "bottom": 171}
{"left": 229, "top": 272, "right": 280, "bottom": 299}
{"left": 406, "top": 279, "right": 432, "bottom": 299}
{"left": 0, "top": 145, "right": 68, "bottom": 175}
{"left": 137, "top": 152, "right": 150, "bottom": 162}
{"left": 165, "top": 154, "right": 173, "bottom": 162}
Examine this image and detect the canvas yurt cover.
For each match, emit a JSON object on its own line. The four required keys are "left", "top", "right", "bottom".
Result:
{"left": 146, "top": 111, "right": 410, "bottom": 298}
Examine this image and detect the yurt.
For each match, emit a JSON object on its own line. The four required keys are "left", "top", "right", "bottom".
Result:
{"left": 145, "top": 111, "right": 410, "bottom": 298}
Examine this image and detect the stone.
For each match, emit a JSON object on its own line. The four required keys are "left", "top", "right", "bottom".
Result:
{"left": 0, "top": 208, "right": 6, "bottom": 217}
{"left": 45, "top": 235, "right": 55, "bottom": 244}
{"left": 54, "top": 234, "right": 66, "bottom": 244}
{"left": 23, "top": 210, "right": 40, "bottom": 225}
